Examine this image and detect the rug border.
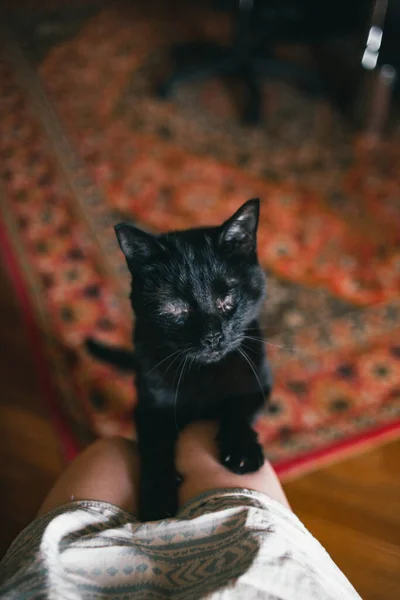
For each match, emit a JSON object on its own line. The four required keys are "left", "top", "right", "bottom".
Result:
{"left": 0, "top": 212, "right": 80, "bottom": 463}
{"left": 274, "top": 420, "right": 400, "bottom": 480}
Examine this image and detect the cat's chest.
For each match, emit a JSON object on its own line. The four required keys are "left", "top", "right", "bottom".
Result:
{"left": 141, "top": 349, "right": 267, "bottom": 414}
{"left": 184, "top": 361, "right": 255, "bottom": 397}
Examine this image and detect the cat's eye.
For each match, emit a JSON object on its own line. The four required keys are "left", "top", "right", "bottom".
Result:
{"left": 216, "top": 294, "right": 234, "bottom": 313}
{"left": 161, "top": 301, "right": 189, "bottom": 317}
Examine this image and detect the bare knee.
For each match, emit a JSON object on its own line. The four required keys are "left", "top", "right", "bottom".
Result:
{"left": 86, "top": 436, "right": 137, "bottom": 465}
{"left": 38, "top": 436, "right": 139, "bottom": 518}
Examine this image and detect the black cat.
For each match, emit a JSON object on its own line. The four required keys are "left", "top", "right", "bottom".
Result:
{"left": 86, "top": 199, "right": 272, "bottom": 521}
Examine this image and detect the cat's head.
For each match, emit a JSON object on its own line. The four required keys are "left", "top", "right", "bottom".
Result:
{"left": 116, "top": 199, "right": 266, "bottom": 364}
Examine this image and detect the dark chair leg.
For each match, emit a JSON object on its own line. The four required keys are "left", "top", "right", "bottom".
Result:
{"left": 240, "top": 67, "right": 262, "bottom": 125}
{"left": 364, "top": 64, "right": 397, "bottom": 140}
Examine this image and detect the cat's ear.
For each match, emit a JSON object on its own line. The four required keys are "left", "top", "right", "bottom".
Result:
{"left": 115, "top": 223, "right": 161, "bottom": 271}
{"left": 219, "top": 198, "right": 260, "bottom": 253}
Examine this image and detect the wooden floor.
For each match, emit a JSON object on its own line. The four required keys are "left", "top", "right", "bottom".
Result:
{"left": 0, "top": 260, "right": 399, "bottom": 599}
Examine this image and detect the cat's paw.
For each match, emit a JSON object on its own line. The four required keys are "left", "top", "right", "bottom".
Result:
{"left": 218, "top": 429, "right": 264, "bottom": 475}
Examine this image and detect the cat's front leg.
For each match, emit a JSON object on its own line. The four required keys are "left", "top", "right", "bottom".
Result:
{"left": 136, "top": 407, "right": 179, "bottom": 521}
{"left": 216, "top": 391, "right": 268, "bottom": 475}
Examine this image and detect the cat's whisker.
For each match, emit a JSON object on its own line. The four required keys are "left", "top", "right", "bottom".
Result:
{"left": 241, "top": 342, "right": 258, "bottom": 354}
{"left": 242, "top": 335, "right": 295, "bottom": 352}
{"left": 267, "top": 341, "right": 298, "bottom": 354}
{"left": 145, "top": 348, "right": 184, "bottom": 376}
{"left": 242, "top": 335, "right": 274, "bottom": 345}
{"left": 266, "top": 342, "right": 287, "bottom": 349}
{"left": 237, "top": 347, "right": 266, "bottom": 399}
{"left": 247, "top": 325, "right": 277, "bottom": 332}
{"left": 174, "top": 354, "right": 189, "bottom": 432}
{"left": 163, "top": 349, "right": 190, "bottom": 378}
{"left": 242, "top": 344, "right": 256, "bottom": 354}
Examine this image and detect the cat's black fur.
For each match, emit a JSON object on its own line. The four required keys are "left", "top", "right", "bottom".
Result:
{"left": 86, "top": 199, "right": 272, "bottom": 521}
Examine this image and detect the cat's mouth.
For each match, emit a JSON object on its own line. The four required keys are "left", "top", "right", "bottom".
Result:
{"left": 195, "top": 339, "right": 242, "bottom": 364}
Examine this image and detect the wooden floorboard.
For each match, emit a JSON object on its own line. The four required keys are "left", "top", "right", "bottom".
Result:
{"left": 0, "top": 259, "right": 399, "bottom": 599}
{"left": 0, "top": 260, "right": 63, "bottom": 555}
{"left": 285, "top": 443, "right": 400, "bottom": 600}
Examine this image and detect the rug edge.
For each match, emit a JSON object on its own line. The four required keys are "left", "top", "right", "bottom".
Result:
{"left": 275, "top": 420, "right": 400, "bottom": 481}
{"left": 0, "top": 206, "right": 80, "bottom": 463}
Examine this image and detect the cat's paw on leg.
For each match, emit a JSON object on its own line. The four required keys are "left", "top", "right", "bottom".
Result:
{"left": 217, "top": 428, "right": 264, "bottom": 475}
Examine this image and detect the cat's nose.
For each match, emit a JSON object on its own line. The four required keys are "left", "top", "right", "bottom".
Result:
{"left": 203, "top": 332, "right": 222, "bottom": 349}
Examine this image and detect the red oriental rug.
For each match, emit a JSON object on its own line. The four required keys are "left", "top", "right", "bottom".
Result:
{"left": 1, "top": 2, "right": 400, "bottom": 477}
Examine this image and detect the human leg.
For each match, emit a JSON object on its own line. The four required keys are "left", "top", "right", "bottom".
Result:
{"left": 37, "top": 421, "right": 288, "bottom": 520}
{"left": 37, "top": 437, "right": 139, "bottom": 517}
